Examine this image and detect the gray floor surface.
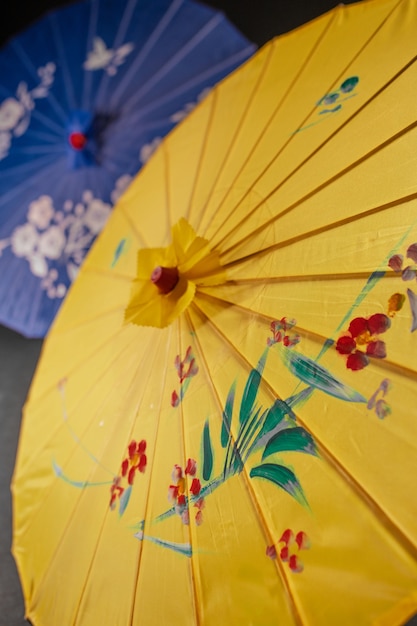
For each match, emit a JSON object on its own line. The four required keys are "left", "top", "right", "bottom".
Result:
{"left": 0, "top": 325, "right": 42, "bottom": 625}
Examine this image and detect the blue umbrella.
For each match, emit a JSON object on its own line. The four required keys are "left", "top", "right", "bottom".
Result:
{"left": 0, "top": 0, "right": 254, "bottom": 338}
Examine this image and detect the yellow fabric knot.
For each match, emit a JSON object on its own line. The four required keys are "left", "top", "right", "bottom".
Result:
{"left": 125, "top": 218, "right": 225, "bottom": 328}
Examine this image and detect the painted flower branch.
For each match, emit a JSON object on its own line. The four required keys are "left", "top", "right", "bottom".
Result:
{"left": 54, "top": 230, "right": 417, "bottom": 559}
{"left": 134, "top": 319, "right": 370, "bottom": 555}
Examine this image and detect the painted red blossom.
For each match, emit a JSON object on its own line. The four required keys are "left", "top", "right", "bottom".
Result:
{"left": 185, "top": 457, "right": 197, "bottom": 476}
{"left": 175, "top": 346, "right": 198, "bottom": 383}
{"left": 171, "top": 347, "right": 199, "bottom": 407}
{"left": 336, "top": 313, "right": 391, "bottom": 371}
{"left": 110, "top": 439, "right": 147, "bottom": 510}
{"left": 189, "top": 478, "right": 201, "bottom": 496}
{"left": 267, "top": 317, "right": 300, "bottom": 348}
{"left": 109, "top": 476, "right": 124, "bottom": 510}
{"left": 171, "top": 390, "right": 180, "bottom": 408}
{"left": 267, "top": 528, "right": 310, "bottom": 573}
{"left": 168, "top": 458, "right": 205, "bottom": 525}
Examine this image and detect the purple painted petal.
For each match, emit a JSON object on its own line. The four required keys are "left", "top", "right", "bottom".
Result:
{"left": 375, "top": 399, "right": 392, "bottom": 419}
{"left": 402, "top": 266, "right": 417, "bottom": 281}
{"left": 407, "top": 289, "right": 417, "bottom": 332}
{"left": 406, "top": 243, "right": 417, "bottom": 263}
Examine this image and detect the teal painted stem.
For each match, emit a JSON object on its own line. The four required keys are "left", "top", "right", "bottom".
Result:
{"left": 180, "top": 377, "right": 192, "bottom": 402}
{"left": 134, "top": 530, "right": 192, "bottom": 557}
{"left": 132, "top": 476, "right": 224, "bottom": 531}
{"left": 223, "top": 349, "right": 268, "bottom": 478}
{"left": 53, "top": 460, "right": 113, "bottom": 488}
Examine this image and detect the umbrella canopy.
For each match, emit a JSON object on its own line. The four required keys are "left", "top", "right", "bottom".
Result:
{"left": 0, "top": 0, "right": 254, "bottom": 338}
{"left": 12, "top": 0, "right": 417, "bottom": 623}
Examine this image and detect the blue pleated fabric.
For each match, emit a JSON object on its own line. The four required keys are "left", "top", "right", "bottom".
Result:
{"left": 0, "top": 0, "right": 255, "bottom": 337}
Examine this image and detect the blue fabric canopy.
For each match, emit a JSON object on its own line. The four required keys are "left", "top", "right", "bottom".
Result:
{"left": 0, "top": 0, "right": 255, "bottom": 337}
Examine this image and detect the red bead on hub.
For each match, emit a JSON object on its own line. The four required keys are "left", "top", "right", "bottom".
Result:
{"left": 68, "top": 132, "right": 87, "bottom": 150}
{"left": 151, "top": 266, "right": 179, "bottom": 294}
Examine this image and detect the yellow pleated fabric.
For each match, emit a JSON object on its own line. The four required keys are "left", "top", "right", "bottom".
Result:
{"left": 12, "top": 0, "right": 417, "bottom": 624}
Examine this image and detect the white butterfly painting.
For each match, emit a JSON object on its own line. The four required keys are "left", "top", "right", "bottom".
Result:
{"left": 83, "top": 37, "right": 134, "bottom": 75}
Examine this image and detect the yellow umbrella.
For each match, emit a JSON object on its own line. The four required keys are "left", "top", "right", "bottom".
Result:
{"left": 12, "top": 0, "right": 417, "bottom": 623}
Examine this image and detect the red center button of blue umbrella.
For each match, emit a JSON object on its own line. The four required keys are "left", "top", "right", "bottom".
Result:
{"left": 151, "top": 266, "right": 179, "bottom": 294}
{"left": 68, "top": 132, "right": 87, "bottom": 150}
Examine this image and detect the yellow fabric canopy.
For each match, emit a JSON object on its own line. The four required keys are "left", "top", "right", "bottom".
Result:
{"left": 12, "top": 0, "right": 417, "bottom": 624}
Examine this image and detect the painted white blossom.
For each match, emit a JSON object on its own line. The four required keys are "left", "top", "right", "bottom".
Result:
{"left": 170, "top": 103, "right": 195, "bottom": 124}
{"left": 139, "top": 137, "right": 162, "bottom": 164}
{"left": 29, "top": 253, "right": 48, "bottom": 278}
{"left": 169, "top": 88, "right": 212, "bottom": 124}
{"left": 56, "top": 283, "right": 67, "bottom": 298}
{"left": 83, "top": 199, "right": 111, "bottom": 234}
{"left": 0, "top": 175, "right": 126, "bottom": 299}
{"left": 67, "top": 262, "right": 79, "bottom": 282}
{"left": 0, "top": 98, "right": 25, "bottom": 131}
{"left": 37, "top": 63, "right": 56, "bottom": 86}
{"left": 111, "top": 174, "right": 132, "bottom": 204}
{"left": 74, "top": 203, "right": 85, "bottom": 217}
{"left": 38, "top": 226, "right": 66, "bottom": 259}
{"left": 0, "top": 63, "right": 55, "bottom": 159}
{"left": 10, "top": 223, "right": 38, "bottom": 257}
{"left": 27, "top": 195, "right": 54, "bottom": 230}
{"left": 82, "top": 190, "right": 93, "bottom": 204}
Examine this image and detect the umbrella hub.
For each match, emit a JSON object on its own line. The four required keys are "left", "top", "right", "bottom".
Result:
{"left": 124, "top": 218, "right": 225, "bottom": 328}
{"left": 151, "top": 266, "right": 179, "bottom": 294}
{"left": 68, "top": 132, "right": 87, "bottom": 151}
{"left": 66, "top": 109, "right": 102, "bottom": 169}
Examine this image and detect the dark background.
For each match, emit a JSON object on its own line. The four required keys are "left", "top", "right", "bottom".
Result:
{"left": 1, "top": 1, "right": 416, "bottom": 625}
{"left": 0, "top": 0, "right": 358, "bottom": 48}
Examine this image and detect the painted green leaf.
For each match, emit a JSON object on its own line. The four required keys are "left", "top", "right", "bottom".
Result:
{"left": 282, "top": 348, "right": 366, "bottom": 403}
{"left": 202, "top": 420, "right": 214, "bottom": 481}
{"left": 256, "top": 348, "right": 268, "bottom": 376}
{"left": 231, "top": 450, "right": 244, "bottom": 475}
{"left": 239, "top": 369, "right": 261, "bottom": 426}
{"left": 262, "top": 427, "right": 318, "bottom": 459}
{"left": 221, "top": 381, "right": 236, "bottom": 448}
{"left": 239, "top": 405, "right": 265, "bottom": 451}
{"left": 257, "top": 399, "right": 294, "bottom": 440}
{"left": 230, "top": 406, "right": 264, "bottom": 474}
{"left": 119, "top": 485, "right": 132, "bottom": 516}
{"left": 250, "top": 463, "right": 308, "bottom": 507}
{"left": 286, "top": 386, "right": 314, "bottom": 409}
{"left": 238, "top": 351, "right": 268, "bottom": 428}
